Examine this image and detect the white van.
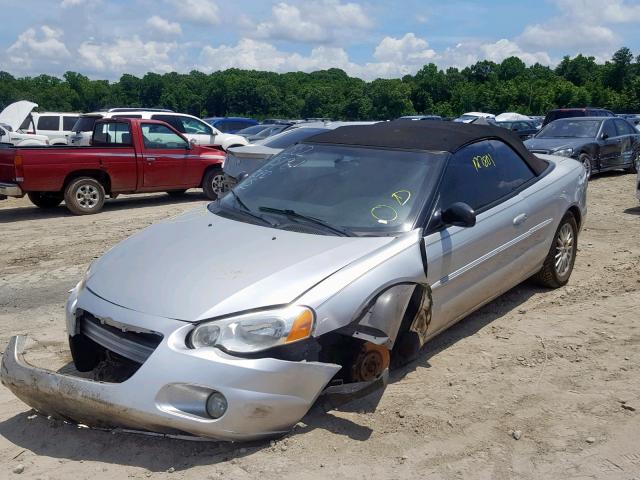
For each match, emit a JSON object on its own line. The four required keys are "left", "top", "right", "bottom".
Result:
{"left": 26, "top": 112, "right": 81, "bottom": 145}
{"left": 68, "top": 108, "right": 248, "bottom": 150}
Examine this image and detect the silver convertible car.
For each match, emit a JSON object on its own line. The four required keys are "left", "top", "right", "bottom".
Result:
{"left": 1, "top": 121, "right": 587, "bottom": 441}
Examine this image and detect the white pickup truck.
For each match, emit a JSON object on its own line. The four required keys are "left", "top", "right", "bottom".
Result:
{"left": 0, "top": 101, "right": 49, "bottom": 146}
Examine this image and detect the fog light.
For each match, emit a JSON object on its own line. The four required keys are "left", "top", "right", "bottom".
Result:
{"left": 205, "top": 392, "right": 227, "bottom": 419}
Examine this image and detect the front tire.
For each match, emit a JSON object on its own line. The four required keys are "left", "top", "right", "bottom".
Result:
{"left": 202, "top": 167, "right": 225, "bottom": 200}
{"left": 626, "top": 149, "right": 639, "bottom": 173}
{"left": 579, "top": 153, "right": 593, "bottom": 179}
{"left": 27, "top": 192, "right": 63, "bottom": 209}
{"left": 64, "top": 177, "right": 105, "bottom": 215}
{"left": 532, "top": 213, "right": 578, "bottom": 288}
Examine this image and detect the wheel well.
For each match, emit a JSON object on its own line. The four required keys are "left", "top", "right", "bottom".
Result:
{"left": 63, "top": 171, "right": 111, "bottom": 193}
{"left": 567, "top": 205, "right": 582, "bottom": 230}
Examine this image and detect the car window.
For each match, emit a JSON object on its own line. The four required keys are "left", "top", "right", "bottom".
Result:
{"left": 438, "top": 140, "right": 535, "bottom": 212}
{"left": 141, "top": 123, "right": 188, "bottom": 149}
{"left": 214, "top": 120, "right": 231, "bottom": 133}
{"left": 37, "top": 116, "right": 60, "bottom": 131}
{"left": 601, "top": 120, "right": 617, "bottom": 138}
{"left": 93, "top": 122, "right": 132, "bottom": 146}
{"left": 63, "top": 116, "right": 79, "bottom": 130}
{"left": 181, "top": 117, "right": 212, "bottom": 135}
{"left": 614, "top": 119, "right": 635, "bottom": 136}
{"left": 151, "top": 114, "right": 186, "bottom": 133}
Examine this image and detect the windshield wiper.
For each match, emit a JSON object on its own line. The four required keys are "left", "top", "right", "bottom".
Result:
{"left": 258, "top": 206, "right": 355, "bottom": 237}
{"left": 227, "top": 190, "right": 275, "bottom": 226}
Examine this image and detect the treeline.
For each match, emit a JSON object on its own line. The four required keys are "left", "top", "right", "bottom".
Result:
{"left": 1, "top": 47, "right": 640, "bottom": 119}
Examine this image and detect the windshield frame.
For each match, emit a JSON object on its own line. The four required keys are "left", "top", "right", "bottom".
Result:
{"left": 210, "top": 142, "right": 449, "bottom": 237}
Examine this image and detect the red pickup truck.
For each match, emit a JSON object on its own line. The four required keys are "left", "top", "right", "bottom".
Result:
{"left": 0, "top": 118, "right": 226, "bottom": 215}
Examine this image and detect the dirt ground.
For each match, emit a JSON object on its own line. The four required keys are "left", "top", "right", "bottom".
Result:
{"left": 0, "top": 173, "right": 639, "bottom": 480}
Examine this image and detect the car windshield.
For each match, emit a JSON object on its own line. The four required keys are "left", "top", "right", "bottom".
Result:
{"left": 73, "top": 116, "right": 99, "bottom": 132}
{"left": 454, "top": 115, "right": 479, "bottom": 122}
{"left": 211, "top": 143, "right": 448, "bottom": 236}
{"left": 261, "top": 127, "right": 328, "bottom": 148}
{"left": 537, "top": 120, "right": 601, "bottom": 138}
{"left": 237, "top": 125, "right": 270, "bottom": 135}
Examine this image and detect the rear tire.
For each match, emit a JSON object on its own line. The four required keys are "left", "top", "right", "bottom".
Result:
{"left": 64, "top": 177, "right": 105, "bottom": 215}
{"left": 167, "top": 189, "right": 187, "bottom": 197}
{"left": 202, "top": 167, "right": 225, "bottom": 200}
{"left": 532, "top": 212, "right": 578, "bottom": 288}
{"left": 579, "top": 153, "right": 593, "bottom": 179}
{"left": 27, "top": 192, "right": 63, "bottom": 209}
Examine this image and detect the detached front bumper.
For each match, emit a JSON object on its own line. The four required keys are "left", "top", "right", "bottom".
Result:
{"left": 1, "top": 328, "right": 340, "bottom": 441}
{"left": 0, "top": 182, "right": 22, "bottom": 197}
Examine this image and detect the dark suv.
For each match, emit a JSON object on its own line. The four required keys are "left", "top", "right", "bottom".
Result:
{"left": 542, "top": 108, "right": 614, "bottom": 127}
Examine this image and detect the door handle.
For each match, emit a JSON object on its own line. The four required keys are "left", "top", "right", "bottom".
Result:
{"left": 513, "top": 213, "right": 528, "bottom": 226}
{"left": 146, "top": 157, "right": 156, "bottom": 162}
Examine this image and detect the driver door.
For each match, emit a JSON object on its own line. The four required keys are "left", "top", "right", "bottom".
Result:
{"left": 140, "top": 123, "right": 189, "bottom": 189}
{"left": 424, "top": 140, "right": 539, "bottom": 336}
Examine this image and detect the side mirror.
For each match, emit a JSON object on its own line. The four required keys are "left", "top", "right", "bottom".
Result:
{"left": 602, "top": 132, "right": 609, "bottom": 140}
{"left": 512, "top": 127, "right": 519, "bottom": 131}
{"left": 442, "top": 202, "right": 476, "bottom": 228}
{"left": 188, "top": 138, "right": 197, "bottom": 149}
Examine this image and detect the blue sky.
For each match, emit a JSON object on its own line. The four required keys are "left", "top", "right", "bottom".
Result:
{"left": 1, "top": 0, "right": 639, "bottom": 80}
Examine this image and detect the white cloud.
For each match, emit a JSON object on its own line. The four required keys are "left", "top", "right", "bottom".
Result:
{"left": 171, "top": 0, "right": 220, "bottom": 26}
{"left": 553, "top": 0, "right": 640, "bottom": 23}
{"left": 78, "top": 36, "right": 177, "bottom": 74}
{"left": 199, "top": 34, "right": 438, "bottom": 80}
{"left": 6, "top": 26, "right": 70, "bottom": 69}
{"left": 374, "top": 33, "right": 436, "bottom": 64}
{"left": 146, "top": 15, "right": 182, "bottom": 36}
{"left": 438, "top": 39, "right": 552, "bottom": 69}
{"left": 60, "top": 0, "right": 86, "bottom": 7}
{"left": 251, "top": 0, "right": 372, "bottom": 44}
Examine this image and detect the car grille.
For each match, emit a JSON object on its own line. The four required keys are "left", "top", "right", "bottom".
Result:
{"left": 80, "top": 313, "right": 163, "bottom": 364}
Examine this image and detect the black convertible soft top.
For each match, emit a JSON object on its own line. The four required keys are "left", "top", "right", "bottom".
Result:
{"left": 306, "top": 119, "right": 548, "bottom": 175}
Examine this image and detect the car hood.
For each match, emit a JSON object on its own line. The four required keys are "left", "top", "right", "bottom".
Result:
{"left": 0, "top": 101, "right": 37, "bottom": 131}
{"left": 86, "top": 206, "right": 393, "bottom": 322}
{"left": 524, "top": 137, "right": 589, "bottom": 152}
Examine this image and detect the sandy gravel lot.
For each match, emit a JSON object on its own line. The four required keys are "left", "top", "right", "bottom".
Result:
{"left": 0, "top": 173, "right": 639, "bottom": 480}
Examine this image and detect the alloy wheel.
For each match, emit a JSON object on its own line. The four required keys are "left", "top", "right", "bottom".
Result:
{"left": 211, "top": 174, "right": 226, "bottom": 196}
{"left": 554, "top": 223, "right": 574, "bottom": 277}
{"left": 76, "top": 184, "right": 99, "bottom": 209}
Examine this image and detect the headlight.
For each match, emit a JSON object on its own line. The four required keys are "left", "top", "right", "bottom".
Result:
{"left": 553, "top": 147, "right": 573, "bottom": 157}
{"left": 189, "top": 306, "right": 314, "bottom": 354}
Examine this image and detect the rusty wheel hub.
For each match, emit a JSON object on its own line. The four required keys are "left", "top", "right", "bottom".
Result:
{"left": 351, "top": 342, "right": 390, "bottom": 382}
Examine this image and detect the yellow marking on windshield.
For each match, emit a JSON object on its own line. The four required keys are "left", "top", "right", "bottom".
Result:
{"left": 472, "top": 153, "right": 496, "bottom": 171}
{"left": 391, "top": 190, "right": 411, "bottom": 206}
{"left": 371, "top": 205, "right": 398, "bottom": 224}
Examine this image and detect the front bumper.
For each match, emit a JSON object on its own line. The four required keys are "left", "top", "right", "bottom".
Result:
{"left": 1, "top": 290, "right": 340, "bottom": 441}
{"left": 0, "top": 182, "right": 22, "bottom": 197}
